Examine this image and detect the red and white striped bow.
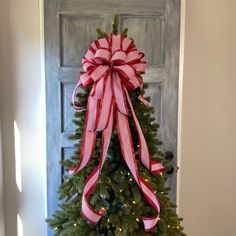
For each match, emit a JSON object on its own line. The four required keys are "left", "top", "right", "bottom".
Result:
{"left": 70, "top": 33, "right": 165, "bottom": 231}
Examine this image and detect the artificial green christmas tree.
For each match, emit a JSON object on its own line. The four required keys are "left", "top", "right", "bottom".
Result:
{"left": 47, "top": 16, "right": 185, "bottom": 236}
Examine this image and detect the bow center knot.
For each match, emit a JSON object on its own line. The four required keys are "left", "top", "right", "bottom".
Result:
{"left": 110, "top": 50, "right": 127, "bottom": 66}
{"left": 93, "top": 48, "right": 127, "bottom": 68}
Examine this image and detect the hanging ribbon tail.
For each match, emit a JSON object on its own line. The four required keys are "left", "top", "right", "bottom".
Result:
{"left": 137, "top": 94, "right": 150, "bottom": 106}
{"left": 81, "top": 104, "right": 114, "bottom": 223}
{"left": 112, "top": 72, "right": 129, "bottom": 115}
{"left": 116, "top": 108, "right": 161, "bottom": 231}
{"left": 125, "top": 89, "right": 165, "bottom": 174}
{"left": 95, "top": 75, "right": 113, "bottom": 131}
{"left": 72, "top": 71, "right": 96, "bottom": 110}
{"left": 72, "top": 80, "right": 82, "bottom": 110}
{"left": 69, "top": 129, "right": 96, "bottom": 174}
{"left": 69, "top": 93, "right": 98, "bottom": 174}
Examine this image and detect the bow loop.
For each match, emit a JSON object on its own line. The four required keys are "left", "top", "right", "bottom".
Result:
{"left": 113, "top": 65, "right": 136, "bottom": 88}
{"left": 122, "top": 37, "right": 134, "bottom": 52}
{"left": 96, "top": 37, "right": 110, "bottom": 49}
{"left": 82, "top": 58, "right": 95, "bottom": 72}
{"left": 127, "top": 49, "right": 143, "bottom": 64}
{"left": 93, "top": 48, "right": 111, "bottom": 64}
{"left": 89, "top": 65, "right": 109, "bottom": 82}
{"left": 110, "top": 50, "right": 127, "bottom": 65}
{"left": 80, "top": 72, "right": 93, "bottom": 88}
{"left": 110, "top": 33, "right": 123, "bottom": 53}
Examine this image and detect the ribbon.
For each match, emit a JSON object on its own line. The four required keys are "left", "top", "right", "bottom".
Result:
{"left": 70, "top": 33, "right": 165, "bottom": 231}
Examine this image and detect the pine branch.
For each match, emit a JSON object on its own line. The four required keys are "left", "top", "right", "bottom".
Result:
{"left": 112, "top": 14, "right": 119, "bottom": 35}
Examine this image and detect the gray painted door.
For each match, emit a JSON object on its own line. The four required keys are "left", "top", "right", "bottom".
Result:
{"left": 45, "top": 0, "right": 180, "bottom": 235}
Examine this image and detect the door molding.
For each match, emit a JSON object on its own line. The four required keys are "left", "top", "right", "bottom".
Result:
{"left": 176, "top": 0, "right": 185, "bottom": 214}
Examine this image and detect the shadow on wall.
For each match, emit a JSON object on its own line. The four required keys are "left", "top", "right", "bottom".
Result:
{"left": 14, "top": 121, "right": 24, "bottom": 236}
{"left": 0, "top": 17, "right": 21, "bottom": 234}
{"left": 0, "top": 51, "right": 36, "bottom": 236}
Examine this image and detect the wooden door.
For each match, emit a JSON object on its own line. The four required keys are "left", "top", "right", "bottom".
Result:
{"left": 45, "top": 0, "right": 180, "bottom": 234}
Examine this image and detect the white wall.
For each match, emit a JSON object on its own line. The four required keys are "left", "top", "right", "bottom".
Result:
{"left": 0, "top": 0, "right": 47, "bottom": 235}
{"left": 179, "top": 0, "right": 236, "bottom": 236}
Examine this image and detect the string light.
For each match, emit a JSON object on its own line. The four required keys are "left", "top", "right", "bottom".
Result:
{"left": 127, "top": 173, "right": 130, "bottom": 176}
{"left": 119, "top": 189, "right": 123, "bottom": 193}
{"left": 124, "top": 204, "right": 127, "bottom": 207}
{"left": 107, "top": 218, "right": 110, "bottom": 222}
{"left": 129, "top": 178, "right": 133, "bottom": 182}
{"left": 136, "top": 218, "right": 140, "bottom": 222}
{"left": 144, "top": 178, "right": 149, "bottom": 182}
{"left": 132, "top": 212, "right": 135, "bottom": 215}
{"left": 132, "top": 200, "right": 136, "bottom": 204}
{"left": 119, "top": 228, "right": 122, "bottom": 232}
{"left": 73, "top": 223, "right": 77, "bottom": 227}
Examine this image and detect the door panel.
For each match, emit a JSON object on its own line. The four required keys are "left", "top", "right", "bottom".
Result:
{"left": 60, "top": 15, "right": 103, "bottom": 68}
{"left": 45, "top": 1, "right": 180, "bottom": 235}
{"left": 120, "top": 15, "right": 164, "bottom": 67}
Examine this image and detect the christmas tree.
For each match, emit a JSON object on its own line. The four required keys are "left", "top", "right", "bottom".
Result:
{"left": 47, "top": 16, "right": 185, "bottom": 236}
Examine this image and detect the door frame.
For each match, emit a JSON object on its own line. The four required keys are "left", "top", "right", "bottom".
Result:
{"left": 176, "top": 0, "right": 185, "bottom": 214}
